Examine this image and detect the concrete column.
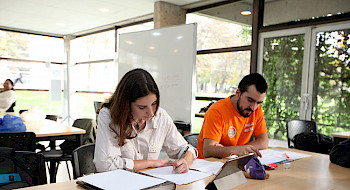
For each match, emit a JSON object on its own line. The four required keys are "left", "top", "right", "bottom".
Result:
{"left": 154, "top": 1, "right": 186, "bottom": 28}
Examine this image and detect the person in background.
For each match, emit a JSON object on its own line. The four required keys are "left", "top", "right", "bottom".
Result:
{"left": 94, "top": 68, "right": 197, "bottom": 173}
{"left": 0, "top": 79, "right": 16, "bottom": 113}
{"left": 197, "top": 73, "right": 269, "bottom": 159}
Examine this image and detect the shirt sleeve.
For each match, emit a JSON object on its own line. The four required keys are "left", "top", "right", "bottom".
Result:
{"left": 201, "top": 108, "right": 223, "bottom": 143}
{"left": 93, "top": 108, "right": 134, "bottom": 172}
{"left": 161, "top": 110, "right": 197, "bottom": 160}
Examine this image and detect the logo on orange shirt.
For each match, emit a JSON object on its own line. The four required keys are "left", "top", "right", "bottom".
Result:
{"left": 228, "top": 126, "right": 237, "bottom": 138}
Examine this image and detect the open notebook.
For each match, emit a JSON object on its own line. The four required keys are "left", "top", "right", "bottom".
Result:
{"left": 77, "top": 169, "right": 175, "bottom": 190}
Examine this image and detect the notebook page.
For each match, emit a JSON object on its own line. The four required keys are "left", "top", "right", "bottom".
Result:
{"left": 190, "top": 159, "right": 224, "bottom": 174}
{"left": 78, "top": 169, "right": 166, "bottom": 190}
{"left": 142, "top": 166, "right": 212, "bottom": 185}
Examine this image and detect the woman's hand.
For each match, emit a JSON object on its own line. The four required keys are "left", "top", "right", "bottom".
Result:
{"left": 173, "top": 158, "right": 190, "bottom": 174}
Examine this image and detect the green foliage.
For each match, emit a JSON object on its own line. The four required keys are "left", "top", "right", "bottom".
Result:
{"left": 262, "top": 30, "right": 350, "bottom": 140}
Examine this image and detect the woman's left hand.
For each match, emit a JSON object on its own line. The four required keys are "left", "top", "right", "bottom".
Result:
{"left": 152, "top": 159, "right": 174, "bottom": 168}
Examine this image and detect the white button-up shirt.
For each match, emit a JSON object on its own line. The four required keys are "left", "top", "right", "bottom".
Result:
{"left": 94, "top": 107, "right": 197, "bottom": 172}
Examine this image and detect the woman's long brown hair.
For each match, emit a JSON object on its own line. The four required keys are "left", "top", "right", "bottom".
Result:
{"left": 104, "top": 68, "right": 160, "bottom": 146}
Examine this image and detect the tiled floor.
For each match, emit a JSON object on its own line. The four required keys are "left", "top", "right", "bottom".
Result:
{"left": 52, "top": 138, "right": 288, "bottom": 184}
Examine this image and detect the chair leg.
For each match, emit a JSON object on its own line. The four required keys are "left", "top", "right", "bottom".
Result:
{"left": 65, "top": 161, "right": 71, "bottom": 180}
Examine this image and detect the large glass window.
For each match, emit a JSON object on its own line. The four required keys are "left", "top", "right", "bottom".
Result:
{"left": 0, "top": 30, "right": 64, "bottom": 62}
{"left": 0, "top": 30, "right": 64, "bottom": 116}
{"left": 71, "top": 30, "right": 115, "bottom": 63}
{"left": 196, "top": 51, "right": 250, "bottom": 97}
{"left": 186, "top": 0, "right": 253, "bottom": 132}
{"left": 70, "top": 30, "right": 115, "bottom": 119}
{"left": 187, "top": 0, "right": 252, "bottom": 50}
{"left": 72, "top": 61, "right": 117, "bottom": 92}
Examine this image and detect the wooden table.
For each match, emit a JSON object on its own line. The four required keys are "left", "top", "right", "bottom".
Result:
{"left": 331, "top": 131, "right": 350, "bottom": 145}
{"left": 331, "top": 131, "right": 350, "bottom": 139}
{"left": 20, "top": 147, "right": 350, "bottom": 190}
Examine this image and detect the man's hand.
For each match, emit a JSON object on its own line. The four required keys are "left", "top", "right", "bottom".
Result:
{"left": 230, "top": 145, "right": 262, "bottom": 157}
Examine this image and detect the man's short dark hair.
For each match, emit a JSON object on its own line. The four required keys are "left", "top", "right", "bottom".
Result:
{"left": 238, "top": 73, "right": 268, "bottom": 94}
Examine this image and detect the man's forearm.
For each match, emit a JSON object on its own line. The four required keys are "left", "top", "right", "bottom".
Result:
{"left": 203, "top": 145, "right": 234, "bottom": 158}
{"left": 247, "top": 136, "right": 268, "bottom": 149}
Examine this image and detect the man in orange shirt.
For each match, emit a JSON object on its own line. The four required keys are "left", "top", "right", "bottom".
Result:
{"left": 197, "top": 73, "right": 269, "bottom": 159}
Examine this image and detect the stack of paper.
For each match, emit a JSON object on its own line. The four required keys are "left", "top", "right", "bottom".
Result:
{"left": 258, "top": 149, "right": 312, "bottom": 165}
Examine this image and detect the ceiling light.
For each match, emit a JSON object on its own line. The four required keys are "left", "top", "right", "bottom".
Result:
{"left": 152, "top": 32, "right": 160, "bottom": 36}
{"left": 149, "top": 46, "right": 155, "bottom": 50}
{"left": 56, "top": 23, "right": 65, "bottom": 26}
{"left": 99, "top": 8, "right": 109, "bottom": 13}
{"left": 177, "top": 36, "right": 183, "bottom": 40}
{"left": 241, "top": 11, "right": 251, "bottom": 16}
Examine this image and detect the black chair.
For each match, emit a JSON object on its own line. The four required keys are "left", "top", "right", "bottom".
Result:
{"left": 286, "top": 120, "right": 318, "bottom": 148}
{"left": 0, "top": 147, "right": 47, "bottom": 189}
{"left": 45, "top": 115, "right": 59, "bottom": 121}
{"left": 0, "top": 132, "right": 36, "bottom": 152}
{"left": 183, "top": 133, "right": 199, "bottom": 148}
{"left": 72, "top": 143, "right": 96, "bottom": 179}
{"left": 60, "top": 118, "right": 97, "bottom": 154}
{"left": 19, "top": 109, "right": 28, "bottom": 114}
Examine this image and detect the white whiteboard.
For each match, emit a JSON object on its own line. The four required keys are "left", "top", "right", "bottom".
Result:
{"left": 118, "top": 23, "right": 197, "bottom": 126}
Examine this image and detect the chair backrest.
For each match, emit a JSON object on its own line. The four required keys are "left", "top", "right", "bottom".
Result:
{"left": 183, "top": 133, "right": 199, "bottom": 148}
{"left": 45, "top": 115, "right": 58, "bottom": 121}
{"left": 0, "top": 132, "right": 36, "bottom": 152}
{"left": 19, "top": 109, "right": 28, "bottom": 114}
{"left": 73, "top": 118, "right": 97, "bottom": 145}
{"left": 0, "top": 147, "right": 47, "bottom": 189}
{"left": 72, "top": 143, "right": 96, "bottom": 179}
{"left": 286, "top": 120, "right": 318, "bottom": 148}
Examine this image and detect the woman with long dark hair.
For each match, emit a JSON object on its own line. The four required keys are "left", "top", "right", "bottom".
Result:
{"left": 0, "top": 79, "right": 16, "bottom": 112}
{"left": 94, "top": 68, "right": 196, "bottom": 173}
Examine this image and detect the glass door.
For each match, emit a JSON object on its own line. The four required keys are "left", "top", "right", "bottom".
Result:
{"left": 258, "top": 28, "right": 311, "bottom": 139}
{"left": 309, "top": 22, "right": 350, "bottom": 135}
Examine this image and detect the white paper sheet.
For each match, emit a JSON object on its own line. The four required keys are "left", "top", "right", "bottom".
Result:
{"left": 78, "top": 169, "right": 166, "bottom": 190}
{"left": 190, "top": 159, "right": 224, "bottom": 174}
{"left": 258, "top": 149, "right": 312, "bottom": 165}
{"left": 142, "top": 166, "right": 212, "bottom": 185}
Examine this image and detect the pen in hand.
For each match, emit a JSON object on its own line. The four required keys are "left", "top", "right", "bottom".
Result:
{"left": 173, "top": 146, "right": 189, "bottom": 173}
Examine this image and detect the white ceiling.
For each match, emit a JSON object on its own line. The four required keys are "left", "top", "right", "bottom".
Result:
{"left": 0, "top": 0, "right": 214, "bottom": 37}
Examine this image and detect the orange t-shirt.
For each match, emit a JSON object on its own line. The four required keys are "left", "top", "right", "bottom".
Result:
{"left": 197, "top": 95, "right": 267, "bottom": 159}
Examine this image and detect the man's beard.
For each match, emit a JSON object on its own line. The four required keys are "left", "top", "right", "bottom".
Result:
{"left": 237, "top": 96, "right": 253, "bottom": 118}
